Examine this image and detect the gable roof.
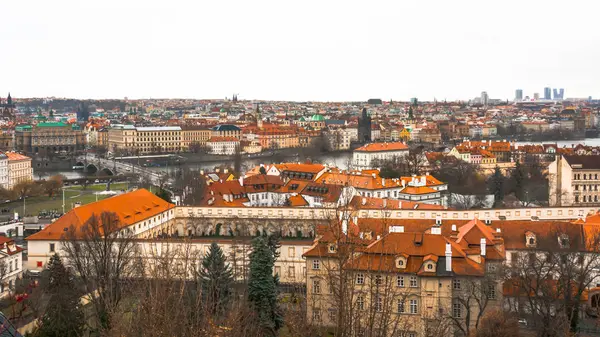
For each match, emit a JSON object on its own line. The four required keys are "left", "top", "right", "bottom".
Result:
{"left": 355, "top": 142, "right": 409, "bottom": 152}
{"left": 26, "top": 189, "right": 174, "bottom": 241}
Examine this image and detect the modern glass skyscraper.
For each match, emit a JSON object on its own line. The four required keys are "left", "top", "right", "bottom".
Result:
{"left": 515, "top": 89, "right": 523, "bottom": 101}
{"left": 553, "top": 88, "right": 564, "bottom": 100}
{"left": 544, "top": 87, "right": 552, "bottom": 100}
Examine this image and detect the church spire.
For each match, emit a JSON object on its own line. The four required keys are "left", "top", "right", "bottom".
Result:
{"left": 7, "top": 93, "right": 12, "bottom": 105}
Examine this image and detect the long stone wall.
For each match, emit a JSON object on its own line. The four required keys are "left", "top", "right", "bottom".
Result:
{"left": 176, "top": 205, "right": 600, "bottom": 222}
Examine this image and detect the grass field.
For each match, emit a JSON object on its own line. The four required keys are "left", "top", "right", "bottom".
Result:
{"left": 2, "top": 183, "right": 130, "bottom": 217}
{"left": 67, "top": 182, "right": 129, "bottom": 191}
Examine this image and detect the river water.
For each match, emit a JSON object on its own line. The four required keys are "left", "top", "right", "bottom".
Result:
{"left": 39, "top": 137, "right": 600, "bottom": 178}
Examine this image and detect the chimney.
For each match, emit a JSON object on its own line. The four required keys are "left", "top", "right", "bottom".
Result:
{"left": 383, "top": 199, "right": 387, "bottom": 208}
{"left": 353, "top": 216, "right": 358, "bottom": 224}
{"left": 398, "top": 201, "right": 402, "bottom": 209}
{"left": 372, "top": 173, "right": 376, "bottom": 179}
{"left": 382, "top": 178, "right": 386, "bottom": 186}
{"left": 445, "top": 243, "right": 452, "bottom": 272}
{"left": 480, "top": 238, "right": 486, "bottom": 256}
{"left": 224, "top": 168, "right": 229, "bottom": 174}
{"left": 239, "top": 176, "right": 244, "bottom": 186}
{"left": 362, "top": 197, "right": 367, "bottom": 205}
{"left": 200, "top": 170, "right": 205, "bottom": 176}
{"left": 342, "top": 219, "right": 348, "bottom": 234}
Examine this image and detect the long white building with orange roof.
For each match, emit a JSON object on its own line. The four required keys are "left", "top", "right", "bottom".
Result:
{"left": 353, "top": 142, "right": 409, "bottom": 169}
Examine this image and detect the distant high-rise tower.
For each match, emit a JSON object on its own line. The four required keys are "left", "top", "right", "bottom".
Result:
{"left": 553, "top": 88, "right": 564, "bottom": 100}
{"left": 481, "top": 91, "right": 489, "bottom": 106}
{"left": 534, "top": 92, "right": 540, "bottom": 100}
{"left": 515, "top": 89, "right": 523, "bottom": 101}
{"left": 544, "top": 87, "right": 552, "bottom": 100}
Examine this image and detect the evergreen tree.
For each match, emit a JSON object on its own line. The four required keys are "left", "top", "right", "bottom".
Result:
{"left": 408, "top": 106, "right": 414, "bottom": 120}
{"left": 199, "top": 242, "right": 234, "bottom": 318}
{"left": 248, "top": 237, "right": 283, "bottom": 336}
{"left": 489, "top": 166, "right": 505, "bottom": 207}
{"left": 265, "top": 233, "right": 281, "bottom": 261}
{"left": 155, "top": 188, "right": 171, "bottom": 203}
{"left": 511, "top": 160, "right": 525, "bottom": 201}
{"left": 35, "top": 254, "right": 84, "bottom": 337}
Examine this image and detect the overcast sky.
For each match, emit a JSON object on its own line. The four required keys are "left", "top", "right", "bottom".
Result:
{"left": 1, "top": 0, "right": 599, "bottom": 102}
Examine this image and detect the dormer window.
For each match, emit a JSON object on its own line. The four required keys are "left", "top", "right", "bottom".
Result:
{"left": 395, "top": 256, "right": 407, "bottom": 269}
{"left": 427, "top": 263, "right": 434, "bottom": 271}
{"left": 328, "top": 244, "right": 337, "bottom": 253}
{"left": 526, "top": 232, "right": 536, "bottom": 248}
{"left": 558, "top": 234, "right": 570, "bottom": 248}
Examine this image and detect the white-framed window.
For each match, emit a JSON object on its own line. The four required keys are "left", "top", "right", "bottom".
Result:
{"left": 357, "top": 295, "right": 365, "bottom": 310}
{"left": 453, "top": 301, "right": 462, "bottom": 318}
{"left": 409, "top": 299, "right": 418, "bottom": 314}
{"left": 376, "top": 296, "right": 383, "bottom": 312}
{"left": 397, "top": 299, "right": 405, "bottom": 313}
{"left": 312, "top": 309, "right": 321, "bottom": 322}
{"left": 409, "top": 276, "right": 418, "bottom": 288}
{"left": 356, "top": 273, "right": 364, "bottom": 285}
{"left": 488, "top": 284, "right": 496, "bottom": 300}
{"left": 397, "top": 276, "right": 405, "bottom": 287}
{"left": 312, "top": 280, "right": 321, "bottom": 294}
{"left": 312, "top": 259, "right": 320, "bottom": 270}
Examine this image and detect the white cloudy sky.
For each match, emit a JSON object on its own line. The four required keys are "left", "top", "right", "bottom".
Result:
{"left": 1, "top": 0, "right": 599, "bottom": 101}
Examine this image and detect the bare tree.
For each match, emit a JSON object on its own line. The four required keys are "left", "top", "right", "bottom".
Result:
{"left": 505, "top": 225, "right": 600, "bottom": 336}
{"left": 61, "top": 211, "right": 140, "bottom": 332}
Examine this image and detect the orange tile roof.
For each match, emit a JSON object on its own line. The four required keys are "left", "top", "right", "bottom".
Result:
{"left": 400, "top": 186, "right": 438, "bottom": 195}
{"left": 355, "top": 142, "right": 408, "bottom": 152}
{"left": 288, "top": 194, "right": 309, "bottom": 207}
{"left": 348, "top": 196, "right": 446, "bottom": 210}
{"left": 208, "top": 136, "right": 239, "bottom": 142}
{"left": 5, "top": 152, "right": 30, "bottom": 161}
{"left": 26, "top": 189, "right": 174, "bottom": 241}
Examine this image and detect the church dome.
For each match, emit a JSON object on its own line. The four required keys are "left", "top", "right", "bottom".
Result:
{"left": 311, "top": 114, "right": 325, "bottom": 121}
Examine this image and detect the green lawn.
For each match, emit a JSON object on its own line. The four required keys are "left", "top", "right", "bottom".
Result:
{"left": 67, "top": 182, "right": 129, "bottom": 191}
{"left": 0, "top": 184, "right": 126, "bottom": 216}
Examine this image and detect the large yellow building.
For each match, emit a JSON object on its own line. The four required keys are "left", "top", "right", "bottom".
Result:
{"left": 108, "top": 125, "right": 182, "bottom": 154}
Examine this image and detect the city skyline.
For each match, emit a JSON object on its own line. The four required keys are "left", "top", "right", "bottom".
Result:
{"left": 2, "top": 0, "right": 600, "bottom": 102}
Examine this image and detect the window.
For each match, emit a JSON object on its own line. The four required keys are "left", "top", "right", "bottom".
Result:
{"left": 288, "top": 247, "right": 295, "bottom": 258}
{"left": 488, "top": 284, "right": 496, "bottom": 300}
{"left": 312, "top": 280, "right": 321, "bottom": 294}
{"left": 356, "top": 273, "right": 364, "bottom": 285}
{"left": 409, "top": 299, "right": 418, "bottom": 314}
{"left": 375, "top": 275, "right": 383, "bottom": 285}
{"left": 376, "top": 296, "right": 383, "bottom": 312}
{"left": 575, "top": 196, "right": 579, "bottom": 203}
{"left": 328, "top": 244, "right": 337, "bottom": 253}
{"left": 357, "top": 295, "right": 365, "bottom": 310}
{"left": 427, "top": 263, "right": 434, "bottom": 271}
{"left": 49, "top": 243, "right": 55, "bottom": 252}
{"left": 397, "top": 299, "right": 405, "bottom": 313}
{"left": 453, "top": 279, "right": 461, "bottom": 290}
{"left": 312, "top": 260, "right": 320, "bottom": 270}
{"left": 312, "top": 309, "right": 321, "bottom": 322}
{"left": 328, "top": 309, "right": 337, "bottom": 322}
{"left": 409, "top": 276, "right": 418, "bottom": 288}
{"left": 397, "top": 276, "right": 405, "bottom": 287}
{"left": 453, "top": 301, "right": 462, "bottom": 318}
{"left": 274, "top": 266, "right": 281, "bottom": 276}
{"left": 288, "top": 266, "right": 295, "bottom": 279}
